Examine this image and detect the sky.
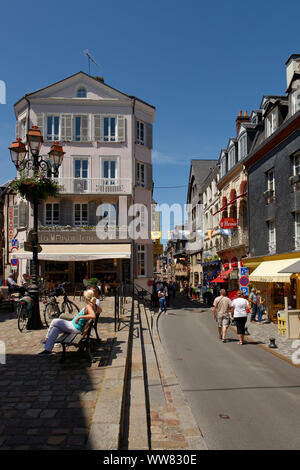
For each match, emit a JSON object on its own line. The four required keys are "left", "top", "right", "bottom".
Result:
{"left": 0, "top": 0, "right": 299, "bottom": 239}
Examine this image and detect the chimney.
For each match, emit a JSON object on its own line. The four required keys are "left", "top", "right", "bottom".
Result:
{"left": 236, "top": 110, "right": 249, "bottom": 136}
{"left": 94, "top": 76, "right": 104, "bottom": 83}
{"left": 286, "top": 54, "right": 300, "bottom": 90}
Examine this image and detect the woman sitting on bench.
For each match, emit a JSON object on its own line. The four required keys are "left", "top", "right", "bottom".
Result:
{"left": 38, "top": 289, "right": 96, "bottom": 356}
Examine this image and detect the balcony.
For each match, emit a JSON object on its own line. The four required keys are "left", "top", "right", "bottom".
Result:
{"left": 219, "top": 227, "right": 249, "bottom": 251}
{"left": 53, "top": 177, "right": 132, "bottom": 195}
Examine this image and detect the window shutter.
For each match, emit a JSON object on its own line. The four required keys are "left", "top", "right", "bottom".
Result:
{"left": 37, "top": 203, "right": 44, "bottom": 226}
{"left": 37, "top": 113, "right": 44, "bottom": 138}
{"left": 13, "top": 205, "right": 19, "bottom": 228}
{"left": 88, "top": 200, "right": 96, "bottom": 225}
{"left": 61, "top": 114, "right": 72, "bottom": 141}
{"left": 146, "top": 164, "right": 153, "bottom": 190}
{"left": 100, "top": 116, "right": 104, "bottom": 142}
{"left": 117, "top": 115, "right": 125, "bottom": 142}
{"left": 19, "top": 201, "right": 27, "bottom": 227}
{"left": 16, "top": 121, "right": 21, "bottom": 139}
{"left": 94, "top": 115, "right": 101, "bottom": 141}
{"left": 81, "top": 115, "right": 89, "bottom": 141}
{"left": 146, "top": 123, "right": 153, "bottom": 149}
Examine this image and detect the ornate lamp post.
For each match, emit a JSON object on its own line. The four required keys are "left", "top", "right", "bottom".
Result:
{"left": 9, "top": 127, "right": 65, "bottom": 329}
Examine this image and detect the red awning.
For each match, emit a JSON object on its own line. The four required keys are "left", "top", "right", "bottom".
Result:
{"left": 220, "top": 268, "right": 233, "bottom": 279}
{"left": 211, "top": 276, "right": 225, "bottom": 283}
{"left": 213, "top": 192, "right": 247, "bottom": 216}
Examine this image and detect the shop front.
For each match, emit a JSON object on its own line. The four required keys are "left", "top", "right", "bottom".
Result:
{"left": 15, "top": 243, "right": 132, "bottom": 289}
{"left": 246, "top": 256, "right": 300, "bottom": 322}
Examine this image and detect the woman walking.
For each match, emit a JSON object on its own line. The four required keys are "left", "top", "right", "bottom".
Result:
{"left": 256, "top": 290, "right": 265, "bottom": 325}
{"left": 231, "top": 290, "right": 250, "bottom": 345}
{"left": 38, "top": 289, "right": 96, "bottom": 355}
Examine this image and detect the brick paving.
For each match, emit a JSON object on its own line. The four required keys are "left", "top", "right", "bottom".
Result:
{"left": 0, "top": 296, "right": 117, "bottom": 450}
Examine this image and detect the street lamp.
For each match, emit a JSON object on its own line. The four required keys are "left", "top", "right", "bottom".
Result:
{"left": 9, "top": 127, "right": 65, "bottom": 329}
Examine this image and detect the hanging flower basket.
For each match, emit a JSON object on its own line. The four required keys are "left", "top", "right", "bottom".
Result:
{"left": 13, "top": 176, "right": 59, "bottom": 202}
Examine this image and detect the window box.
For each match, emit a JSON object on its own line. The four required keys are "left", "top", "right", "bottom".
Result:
{"left": 289, "top": 174, "right": 300, "bottom": 185}
{"left": 264, "top": 189, "right": 274, "bottom": 199}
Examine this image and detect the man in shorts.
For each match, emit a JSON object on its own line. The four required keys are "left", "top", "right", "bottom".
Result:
{"left": 213, "top": 289, "right": 232, "bottom": 343}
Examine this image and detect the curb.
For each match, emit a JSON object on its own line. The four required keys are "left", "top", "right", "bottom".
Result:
{"left": 143, "top": 306, "right": 208, "bottom": 450}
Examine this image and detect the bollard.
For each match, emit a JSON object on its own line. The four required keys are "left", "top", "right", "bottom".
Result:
{"left": 268, "top": 337, "right": 277, "bottom": 348}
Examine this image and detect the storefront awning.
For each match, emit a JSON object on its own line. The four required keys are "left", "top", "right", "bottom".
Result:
{"left": 249, "top": 258, "right": 300, "bottom": 283}
{"left": 13, "top": 244, "right": 131, "bottom": 262}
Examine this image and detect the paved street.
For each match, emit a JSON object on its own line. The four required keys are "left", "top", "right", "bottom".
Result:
{"left": 0, "top": 297, "right": 117, "bottom": 450}
{"left": 158, "top": 297, "right": 300, "bottom": 450}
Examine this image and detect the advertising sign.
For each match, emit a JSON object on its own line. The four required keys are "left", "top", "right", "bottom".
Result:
{"left": 219, "top": 218, "right": 238, "bottom": 229}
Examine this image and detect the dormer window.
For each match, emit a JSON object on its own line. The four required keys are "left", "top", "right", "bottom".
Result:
{"left": 228, "top": 146, "right": 236, "bottom": 170}
{"left": 76, "top": 87, "right": 87, "bottom": 98}
{"left": 238, "top": 133, "right": 247, "bottom": 161}
{"left": 220, "top": 155, "right": 227, "bottom": 178}
{"left": 266, "top": 110, "right": 277, "bottom": 137}
{"left": 291, "top": 89, "right": 300, "bottom": 115}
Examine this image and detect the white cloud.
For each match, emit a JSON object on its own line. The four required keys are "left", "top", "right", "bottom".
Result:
{"left": 152, "top": 150, "right": 187, "bottom": 166}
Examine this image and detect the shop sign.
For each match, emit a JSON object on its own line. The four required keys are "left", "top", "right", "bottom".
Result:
{"left": 8, "top": 207, "right": 14, "bottom": 247}
{"left": 151, "top": 231, "right": 161, "bottom": 240}
{"left": 219, "top": 218, "right": 238, "bottom": 229}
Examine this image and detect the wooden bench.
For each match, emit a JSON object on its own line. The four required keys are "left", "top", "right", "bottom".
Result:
{"left": 55, "top": 319, "right": 95, "bottom": 363}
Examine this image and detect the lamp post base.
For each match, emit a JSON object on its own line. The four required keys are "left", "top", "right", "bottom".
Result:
{"left": 26, "top": 285, "right": 44, "bottom": 330}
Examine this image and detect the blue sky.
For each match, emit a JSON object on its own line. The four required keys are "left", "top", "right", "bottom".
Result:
{"left": 0, "top": 0, "right": 299, "bottom": 235}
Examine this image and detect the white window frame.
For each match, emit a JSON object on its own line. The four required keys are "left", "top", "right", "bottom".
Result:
{"left": 74, "top": 203, "right": 88, "bottom": 226}
{"left": 267, "top": 169, "right": 275, "bottom": 192}
{"left": 238, "top": 133, "right": 247, "bottom": 161}
{"left": 73, "top": 157, "right": 90, "bottom": 192}
{"left": 295, "top": 212, "right": 300, "bottom": 249}
{"left": 21, "top": 119, "right": 27, "bottom": 141}
{"left": 46, "top": 115, "right": 60, "bottom": 141}
{"left": 76, "top": 87, "right": 87, "bottom": 98}
{"left": 220, "top": 155, "right": 226, "bottom": 178}
{"left": 266, "top": 110, "right": 277, "bottom": 137}
{"left": 137, "top": 244, "right": 146, "bottom": 277}
{"left": 73, "top": 114, "right": 90, "bottom": 141}
{"left": 268, "top": 220, "right": 276, "bottom": 253}
{"left": 292, "top": 89, "right": 300, "bottom": 115}
{"left": 103, "top": 116, "right": 117, "bottom": 142}
{"left": 101, "top": 156, "right": 119, "bottom": 186}
{"left": 293, "top": 152, "right": 300, "bottom": 175}
{"left": 136, "top": 120, "right": 145, "bottom": 146}
{"left": 45, "top": 202, "right": 60, "bottom": 226}
{"left": 137, "top": 162, "right": 146, "bottom": 188}
{"left": 228, "top": 146, "right": 236, "bottom": 170}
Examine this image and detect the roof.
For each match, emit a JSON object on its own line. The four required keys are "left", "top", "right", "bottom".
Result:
{"left": 14, "top": 71, "right": 156, "bottom": 111}
{"left": 187, "top": 159, "right": 218, "bottom": 203}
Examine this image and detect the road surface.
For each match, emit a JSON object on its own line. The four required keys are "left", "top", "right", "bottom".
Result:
{"left": 158, "top": 298, "right": 300, "bottom": 450}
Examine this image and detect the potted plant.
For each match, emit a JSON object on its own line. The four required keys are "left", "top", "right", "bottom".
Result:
{"left": 13, "top": 175, "right": 59, "bottom": 203}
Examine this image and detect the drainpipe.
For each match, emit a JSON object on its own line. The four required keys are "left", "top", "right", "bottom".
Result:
{"left": 24, "top": 94, "right": 31, "bottom": 132}
{"left": 130, "top": 97, "right": 136, "bottom": 289}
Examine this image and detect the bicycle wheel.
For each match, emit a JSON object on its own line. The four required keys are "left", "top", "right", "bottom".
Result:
{"left": 63, "top": 300, "right": 80, "bottom": 315}
{"left": 43, "top": 302, "right": 60, "bottom": 328}
{"left": 17, "top": 303, "right": 28, "bottom": 332}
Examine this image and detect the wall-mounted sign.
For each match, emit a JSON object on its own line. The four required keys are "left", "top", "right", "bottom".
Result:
{"left": 151, "top": 231, "right": 162, "bottom": 240}
{"left": 220, "top": 218, "right": 238, "bottom": 229}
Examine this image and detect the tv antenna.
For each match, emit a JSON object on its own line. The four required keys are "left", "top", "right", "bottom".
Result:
{"left": 83, "top": 49, "right": 99, "bottom": 75}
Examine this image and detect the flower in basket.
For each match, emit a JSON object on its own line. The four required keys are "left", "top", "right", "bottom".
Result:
{"left": 13, "top": 175, "right": 59, "bottom": 202}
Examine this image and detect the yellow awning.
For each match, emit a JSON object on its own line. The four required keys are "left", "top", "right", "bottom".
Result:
{"left": 249, "top": 258, "right": 300, "bottom": 283}
{"left": 13, "top": 244, "right": 131, "bottom": 261}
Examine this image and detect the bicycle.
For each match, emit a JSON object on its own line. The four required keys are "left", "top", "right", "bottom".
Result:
{"left": 43, "top": 282, "right": 80, "bottom": 327}
{"left": 16, "top": 295, "right": 33, "bottom": 332}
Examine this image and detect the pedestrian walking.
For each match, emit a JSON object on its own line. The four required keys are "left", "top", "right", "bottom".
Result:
{"left": 256, "top": 290, "right": 265, "bottom": 325}
{"left": 249, "top": 287, "right": 257, "bottom": 322}
{"left": 231, "top": 290, "right": 250, "bottom": 345}
{"left": 158, "top": 286, "right": 168, "bottom": 315}
{"left": 213, "top": 289, "right": 232, "bottom": 343}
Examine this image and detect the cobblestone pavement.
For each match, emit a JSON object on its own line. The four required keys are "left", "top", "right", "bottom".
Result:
{"left": 233, "top": 313, "right": 300, "bottom": 366}
{"left": 0, "top": 296, "right": 117, "bottom": 450}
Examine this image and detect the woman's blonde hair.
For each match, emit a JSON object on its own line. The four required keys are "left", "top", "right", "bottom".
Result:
{"left": 83, "top": 289, "right": 97, "bottom": 305}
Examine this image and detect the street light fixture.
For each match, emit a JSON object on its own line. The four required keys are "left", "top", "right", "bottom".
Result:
{"left": 9, "top": 126, "right": 64, "bottom": 329}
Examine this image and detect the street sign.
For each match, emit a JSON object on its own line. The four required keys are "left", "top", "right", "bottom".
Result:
{"left": 11, "top": 257, "right": 18, "bottom": 267}
{"left": 241, "top": 287, "right": 249, "bottom": 296}
{"left": 240, "top": 267, "right": 249, "bottom": 276}
{"left": 240, "top": 276, "right": 249, "bottom": 287}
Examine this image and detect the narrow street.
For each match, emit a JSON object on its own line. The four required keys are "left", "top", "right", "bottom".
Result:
{"left": 158, "top": 297, "right": 300, "bottom": 450}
